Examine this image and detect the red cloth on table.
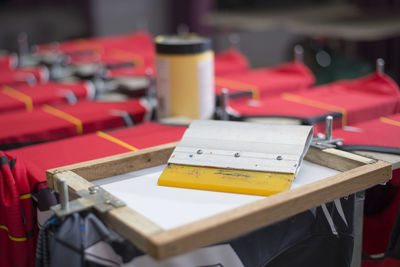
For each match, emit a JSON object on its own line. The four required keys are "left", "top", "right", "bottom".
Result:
{"left": 333, "top": 113, "right": 400, "bottom": 157}
{"left": 0, "top": 81, "right": 93, "bottom": 114}
{"left": 0, "top": 67, "right": 48, "bottom": 86}
{"left": 0, "top": 151, "right": 37, "bottom": 267}
{"left": 2, "top": 122, "right": 185, "bottom": 267}
{"left": 108, "top": 48, "right": 250, "bottom": 79}
{"left": 229, "top": 73, "right": 400, "bottom": 133}
{"left": 215, "top": 62, "right": 315, "bottom": 100}
{"left": 214, "top": 48, "right": 249, "bottom": 76}
{"left": 36, "top": 31, "right": 154, "bottom": 52}
{"left": 106, "top": 50, "right": 155, "bottom": 78}
{"left": 37, "top": 31, "right": 156, "bottom": 78}
{"left": 37, "top": 33, "right": 250, "bottom": 79}
{"left": 0, "top": 54, "right": 17, "bottom": 69}
{"left": 7, "top": 122, "right": 186, "bottom": 187}
{"left": 36, "top": 31, "right": 154, "bottom": 66}
{"left": 0, "top": 99, "right": 148, "bottom": 147}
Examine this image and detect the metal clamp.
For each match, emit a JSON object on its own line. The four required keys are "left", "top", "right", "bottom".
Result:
{"left": 376, "top": 58, "right": 385, "bottom": 76}
{"left": 294, "top": 45, "right": 304, "bottom": 63}
{"left": 311, "top": 115, "right": 343, "bottom": 149}
{"left": 51, "top": 178, "right": 125, "bottom": 218}
{"left": 220, "top": 88, "right": 229, "bottom": 121}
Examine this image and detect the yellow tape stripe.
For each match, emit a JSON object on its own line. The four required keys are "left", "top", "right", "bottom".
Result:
{"left": 20, "top": 193, "right": 31, "bottom": 200}
{"left": 215, "top": 77, "right": 260, "bottom": 100}
{"left": 74, "top": 41, "right": 105, "bottom": 56}
{"left": 96, "top": 131, "right": 138, "bottom": 151}
{"left": 42, "top": 104, "right": 83, "bottom": 134}
{"left": 110, "top": 49, "right": 144, "bottom": 67}
{"left": 380, "top": 117, "right": 400, "bottom": 127}
{"left": 281, "top": 93, "right": 347, "bottom": 127}
{"left": 0, "top": 225, "right": 27, "bottom": 242}
{"left": 2, "top": 85, "right": 33, "bottom": 112}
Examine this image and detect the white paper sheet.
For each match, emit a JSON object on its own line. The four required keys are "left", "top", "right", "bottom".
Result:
{"left": 94, "top": 161, "right": 340, "bottom": 230}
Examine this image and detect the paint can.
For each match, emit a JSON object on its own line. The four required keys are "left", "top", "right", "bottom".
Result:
{"left": 155, "top": 35, "right": 214, "bottom": 119}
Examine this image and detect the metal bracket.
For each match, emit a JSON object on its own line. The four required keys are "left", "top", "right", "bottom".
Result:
{"left": 311, "top": 115, "right": 343, "bottom": 149}
{"left": 312, "top": 136, "right": 343, "bottom": 149}
{"left": 219, "top": 88, "right": 229, "bottom": 121}
{"left": 51, "top": 179, "right": 125, "bottom": 218}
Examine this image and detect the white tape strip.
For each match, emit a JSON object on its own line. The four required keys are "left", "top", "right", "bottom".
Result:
{"left": 321, "top": 203, "right": 338, "bottom": 236}
{"left": 334, "top": 198, "right": 348, "bottom": 227}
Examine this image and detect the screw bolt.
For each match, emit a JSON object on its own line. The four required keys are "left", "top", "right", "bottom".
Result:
{"left": 89, "top": 186, "right": 99, "bottom": 194}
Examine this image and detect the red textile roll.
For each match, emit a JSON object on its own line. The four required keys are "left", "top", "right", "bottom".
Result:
{"left": 7, "top": 122, "right": 186, "bottom": 186}
{"left": 0, "top": 81, "right": 94, "bottom": 114}
{"left": 229, "top": 73, "right": 400, "bottom": 132}
{"left": 215, "top": 62, "right": 315, "bottom": 100}
{"left": 0, "top": 99, "right": 149, "bottom": 148}
{"left": 0, "top": 151, "right": 37, "bottom": 267}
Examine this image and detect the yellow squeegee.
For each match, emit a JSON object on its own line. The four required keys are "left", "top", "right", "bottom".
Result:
{"left": 157, "top": 120, "right": 313, "bottom": 197}
{"left": 158, "top": 164, "right": 294, "bottom": 197}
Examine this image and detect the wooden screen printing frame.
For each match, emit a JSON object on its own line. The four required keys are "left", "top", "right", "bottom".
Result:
{"left": 46, "top": 142, "right": 392, "bottom": 260}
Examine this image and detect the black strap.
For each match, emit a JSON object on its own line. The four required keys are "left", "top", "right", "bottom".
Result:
{"left": 338, "top": 145, "right": 400, "bottom": 155}
{"left": 1, "top": 155, "right": 16, "bottom": 170}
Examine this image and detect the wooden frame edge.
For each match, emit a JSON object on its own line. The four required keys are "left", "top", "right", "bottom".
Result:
{"left": 46, "top": 143, "right": 389, "bottom": 260}
{"left": 46, "top": 142, "right": 178, "bottom": 182}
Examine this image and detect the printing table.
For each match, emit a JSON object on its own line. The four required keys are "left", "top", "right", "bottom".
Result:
{"left": 46, "top": 143, "right": 391, "bottom": 265}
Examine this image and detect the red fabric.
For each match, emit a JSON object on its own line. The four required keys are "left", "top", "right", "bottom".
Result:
{"left": 230, "top": 93, "right": 334, "bottom": 118}
{"left": 0, "top": 99, "right": 148, "bottom": 146}
{"left": 37, "top": 31, "right": 156, "bottom": 79}
{"left": 229, "top": 73, "right": 400, "bottom": 133}
{"left": 0, "top": 81, "right": 92, "bottom": 113}
{"left": 37, "top": 32, "right": 250, "bottom": 79}
{"left": 362, "top": 183, "right": 400, "bottom": 255}
{"left": 36, "top": 31, "right": 154, "bottom": 52}
{"left": 332, "top": 113, "right": 400, "bottom": 262}
{"left": 214, "top": 48, "right": 249, "bottom": 76}
{"left": 3, "top": 123, "right": 185, "bottom": 266}
{"left": 0, "top": 151, "right": 36, "bottom": 267}
{"left": 108, "top": 48, "right": 250, "bottom": 79}
{"left": 0, "top": 54, "right": 17, "bottom": 69}
{"left": 215, "top": 62, "right": 315, "bottom": 99}
{"left": 106, "top": 50, "right": 155, "bottom": 78}
{"left": 36, "top": 31, "right": 154, "bottom": 66}
{"left": 363, "top": 258, "right": 400, "bottom": 267}
{"left": 333, "top": 113, "right": 400, "bottom": 153}
{"left": 0, "top": 67, "right": 48, "bottom": 86}
{"left": 7, "top": 122, "right": 186, "bottom": 186}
